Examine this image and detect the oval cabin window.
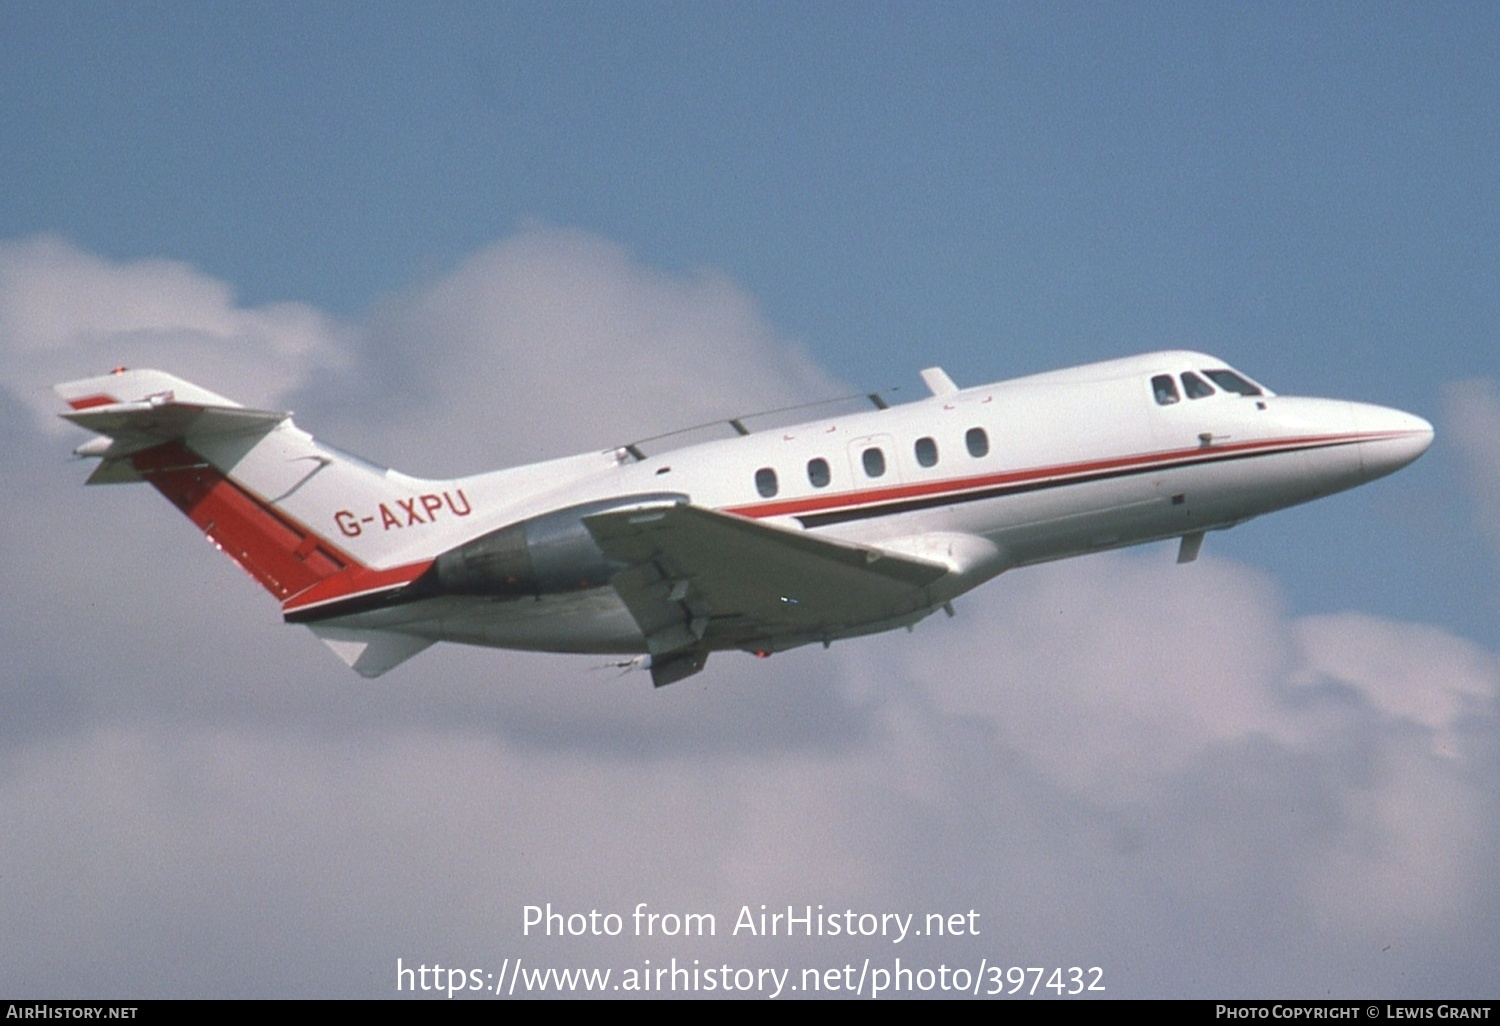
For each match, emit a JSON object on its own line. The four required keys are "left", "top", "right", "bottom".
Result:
{"left": 807, "top": 457, "right": 831, "bottom": 488}
{"left": 862, "top": 447, "right": 886, "bottom": 478}
{"left": 914, "top": 436, "right": 938, "bottom": 467}
{"left": 965, "top": 427, "right": 989, "bottom": 458}
{"left": 754, "top": 467, "right": 778, "bottom": 498}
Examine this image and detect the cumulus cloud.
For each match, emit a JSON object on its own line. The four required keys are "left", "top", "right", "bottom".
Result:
{"left": 2, "top": 233, "right": 1496, "bottom": 997}
{"left": 862, "top": 555, "right": 1299, "bottom": 801}
{"left": 315, "top": 226, "right": 844, "bottom": 475}
{"left": 0, "top": 236, "right": 348, "bottom": 430}
{"left": 856, "top": 560, "right": 1500, "bottom": 947}
{"left": 1294, "top": 613, "right": 1499, "bottom": 755}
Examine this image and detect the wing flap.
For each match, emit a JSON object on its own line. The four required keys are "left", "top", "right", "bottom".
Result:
{"left": 584, "top": 505, "right": 947, "bottom": 653}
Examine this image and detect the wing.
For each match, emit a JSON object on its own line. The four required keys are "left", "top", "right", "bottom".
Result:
{"left": 584, "top": 504, "right": 947, "bottom": 685}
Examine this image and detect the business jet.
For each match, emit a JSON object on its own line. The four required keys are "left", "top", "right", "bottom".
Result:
{"left": 55, "top": 352, "right": 1432, "bottom": 685}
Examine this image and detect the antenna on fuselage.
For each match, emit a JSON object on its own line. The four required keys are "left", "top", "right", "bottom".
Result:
{"left": 920, "top": 366, "right": 960, "bottom": 396}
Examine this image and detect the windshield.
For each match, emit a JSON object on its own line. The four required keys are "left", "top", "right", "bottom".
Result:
{"left": 1202, "top": 369, "right": 1263, "bottom": 396}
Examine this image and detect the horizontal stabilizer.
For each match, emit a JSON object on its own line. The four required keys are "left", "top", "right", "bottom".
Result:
{"left": 56, "top": 367, "right": 288, "bottom": 455}
{"left": 55, "top": 367, "right": 238, "bottom": 409}
{"left": 309, "top": 625, "right": 434, "bottom": 678}
{"left": 57, "top": 369, "right": 290, "bottom": 487}
{"left": 62, "top": 401, "right": 287, "bottom": 441}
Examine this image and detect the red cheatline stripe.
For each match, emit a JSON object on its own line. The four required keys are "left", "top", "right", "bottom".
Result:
{"left": 67, "top": 394, "right": 119, "bottom": 410}
{"left": 724, "top": 431, "right": 1399, "bottom": 521}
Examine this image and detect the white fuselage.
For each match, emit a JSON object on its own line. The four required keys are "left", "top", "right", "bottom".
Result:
{"left": 310, "top": 350, "right": 1432, "bottom": 657}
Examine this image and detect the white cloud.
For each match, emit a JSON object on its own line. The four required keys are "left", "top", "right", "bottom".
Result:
{"left": 858, "top": 554, "right": 1302, "bottom": 801}
{"left": 326, "top": 225, "right": 843, "bottom": 474}
{"left": 0, "top": 235, "right": 346, "bottom": 429}
{"left": 1293, "top": 613, "right": 1499, "bottom": 754}
{"left": 856, "top": 553, "right": 1500, "bottom": 940}
{"left": 1303, "top": 744, "right": 1490, "bottom": 934}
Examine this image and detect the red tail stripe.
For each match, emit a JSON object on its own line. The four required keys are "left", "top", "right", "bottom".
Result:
{"left": 130, "top": 442, "right": 357, "bottom": 601}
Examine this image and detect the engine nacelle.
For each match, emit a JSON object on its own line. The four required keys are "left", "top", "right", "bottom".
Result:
{"left": 424, "top": 493, "right": 686, "bottom": 597}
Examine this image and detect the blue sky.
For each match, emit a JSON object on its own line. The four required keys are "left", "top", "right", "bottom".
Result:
{"left": 2, "top": 2, "right": 1497, "bottom": 998}
{"left": 9, "top": 4, "right": 1495, "bottom": 375}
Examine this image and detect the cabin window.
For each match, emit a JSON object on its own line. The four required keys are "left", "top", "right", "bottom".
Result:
{"left": 1204, "top": 369, "right": 1262, "bottom": 396}
{"left": 755, "top": 467, "right": 778, "bottom": 498}
{"left": 965, "top": 427, "right": 989, "bottom": 459}
{"left": 914, "top": 436, "right": 939, "bottom": 468}
{"left": 1181, "top": 372, "right": 1215, "bottom": 399}
{"left": 862, "top": 447, "right": 886, "bottom": 478}
{"left": 807, "top": 457, "right": 831, "bottom": 488}
{"left": 1152, "top": 374, "right": 1180, "bottom": 405}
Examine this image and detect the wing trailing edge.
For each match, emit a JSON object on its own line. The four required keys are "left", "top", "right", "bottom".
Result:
{"left": 585, "top": 504, "right": 949, "bottom": 684}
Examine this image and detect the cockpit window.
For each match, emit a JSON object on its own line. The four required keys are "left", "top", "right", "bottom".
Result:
{"left": 1152, "top": 374, "right": 1180, "bottom": 406}
{"left": 1181, "top": 372, "right": 1215, "bottom": 399}
{"left": 1203, "top": 369, "right": 1263, "bottom": 396}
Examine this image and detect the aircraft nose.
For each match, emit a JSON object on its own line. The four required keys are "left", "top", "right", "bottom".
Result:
{"left": 1348, "top": 402, "right": 1434, "bottom": 481}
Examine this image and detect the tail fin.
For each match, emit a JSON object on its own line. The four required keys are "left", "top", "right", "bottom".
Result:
{"left": 56, "top": 368, "right": 443, "bottom": 673}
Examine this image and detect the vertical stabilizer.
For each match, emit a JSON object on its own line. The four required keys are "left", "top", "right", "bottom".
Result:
{"left": 55, "top": 369, "right": 439, "bottom": 611}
